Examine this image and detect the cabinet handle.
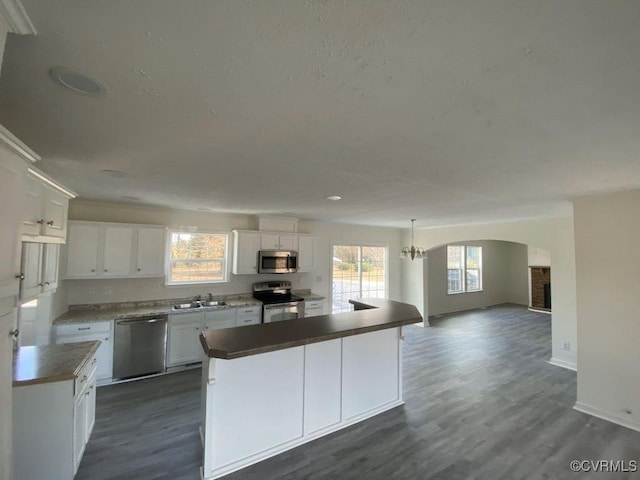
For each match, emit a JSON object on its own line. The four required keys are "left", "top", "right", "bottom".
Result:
{"left": 104, "top": 269, "right": 108, "bottom": 272}
{"left": 91, "top": 269, "right": 96, "bottom": 273}
{"left": 9, "top": 329, "right": 19, "bottom": 339}
{"left": 78, "top": 327, "right": 91, "bottom": 331}
{"left": 80, "top": 375, "right": 88, "bottom": 383}
{"left": 92, "top": 358, "right": 97, "bottom": 365}
{"left": 15, "top": 273, "right": 25, "bottom": 280}
{"left": 47, "top": 220, "right": 54, "bottom": 226}
{"left": 36, "top": 219, "right": 45, "bottom": 225}
{"left": 38, "top": 283, "right": 45, "bottom": 287}
{"left": 45, "top": 282, "right": 51, "bottom": 285}
{"left": 243, "top": 319, "right": 252, "bottom": 323}
{"left": 137, "top": 268, "right": 142, "bottom": 272}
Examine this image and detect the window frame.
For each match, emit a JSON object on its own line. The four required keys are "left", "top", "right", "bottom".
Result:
{"left": 447, "top": 245, "right": 483, "bottom": 295}
{"left": 330, "top": 243, "right": 389, "bottom": 313}
{"left": 165, "top": 230, "right": 230, "bottom": 286}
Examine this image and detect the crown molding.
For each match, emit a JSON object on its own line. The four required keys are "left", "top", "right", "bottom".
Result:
{"left": 0, "top": 123, "right": 40, "bottom": 163}
{"left": 0, "top": 0, "right": 37, "bottom": 35}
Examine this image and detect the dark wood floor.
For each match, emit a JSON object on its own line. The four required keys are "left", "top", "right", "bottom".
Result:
{"left": 76, "top": 305, "right": 640, "bottom": 480}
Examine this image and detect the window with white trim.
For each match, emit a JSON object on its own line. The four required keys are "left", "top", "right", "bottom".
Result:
{"left": 447, "top": 245, "right": 482, "bottom": 294}
{"left": 166, "top": 231, "right": 229, "bottom": 285}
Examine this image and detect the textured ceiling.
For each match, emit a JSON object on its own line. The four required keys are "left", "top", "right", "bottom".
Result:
{"left": 1, "top": 0, "right": 640, "bottom": 227}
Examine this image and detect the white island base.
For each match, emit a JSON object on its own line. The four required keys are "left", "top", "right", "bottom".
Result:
{"left": 200, "top": 327, "right": 404, "bottom": 480}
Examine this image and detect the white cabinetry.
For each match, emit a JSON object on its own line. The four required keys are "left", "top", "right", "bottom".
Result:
{"left": 204, "top": 309, "right": 237, "bottom": 331}
{"left": 235, "top": 305, "right": 261, "bottom": 326}
{"left": 232, "top": 230, "right": 260, "bottom": 274}
{"left": 55, "top": 322, "right": 114, "bottom": 383}
{"left": 297, "top": 235, "right": 316, "bottom": 272}
{"left": 65, "top": 222, "right": 166, "bottom": 279}
{"left": 304, "top": 299, "right": 325, "bottom": 318}
{"left": 13, "top": 351, "right": 98, "bottom": 480}
{"left": 21, "top": 173, "right": 71, "bottom": 242}
{"left": 103, "top": 226, "right": 133, "bottom": 276}
{"left": 169, "top": 306, "right": 259, "bottom": 366}
{"left": 167, "top": 312, "right": 205, "bottom": 366}
{"left": 260, "top": 233, "right": 298, "bottom": 251}
{"left": 20, "top": 242, "right": 60, "bottom": 300}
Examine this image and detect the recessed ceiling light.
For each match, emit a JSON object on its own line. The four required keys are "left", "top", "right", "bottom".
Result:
{"left": 121, "top": 196, "right": 140, "bottom": 201}
{"left": 325, "top": 195, "right": 342, "bottom": 201}
{"left": 101, "top": 169, "right": 128, "bottom": 178}
{"left": 49, "top": 67, "right": 107, "bottom": 96}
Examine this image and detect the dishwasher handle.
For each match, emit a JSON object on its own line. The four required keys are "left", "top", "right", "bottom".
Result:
{"left": 116, "top": 317, "right": 167, "bottom": 326}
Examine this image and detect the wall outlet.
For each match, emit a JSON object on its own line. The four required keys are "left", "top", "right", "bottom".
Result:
{"left": 562, "top": 342, "right": 571, "bottom": 351}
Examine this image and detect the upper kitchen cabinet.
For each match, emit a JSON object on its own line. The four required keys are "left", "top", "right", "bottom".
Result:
{"left": 232, "top": 230, "right": 260, "bottom": 275}
{"left": 297, "top": 235, "right": 316, "bottom": 272}
{"left": 21, "top": 169, "right": 75, "bottom": 243}
{"left": 20, "top": 242, "right": 60, "bottom": 300}
{"left": 260, "top": 233, "right": 299, "bottom": 251}
{"left": 65, "top": 221, "right": 167, "bottom": 279}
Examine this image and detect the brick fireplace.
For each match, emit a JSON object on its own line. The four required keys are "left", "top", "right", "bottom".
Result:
{"left": 529, "top": 266, "right": 551, "bottom": 312}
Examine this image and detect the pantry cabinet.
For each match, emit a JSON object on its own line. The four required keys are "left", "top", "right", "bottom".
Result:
{"left": 65, "top": 222, "right": 166, "bottom": 279}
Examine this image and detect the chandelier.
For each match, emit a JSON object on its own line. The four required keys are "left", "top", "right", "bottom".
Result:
{"left": 400, "top": 219, "right": 425, "bottom": 260}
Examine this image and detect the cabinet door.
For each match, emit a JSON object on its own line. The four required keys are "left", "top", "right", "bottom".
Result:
{"left": 73, "top": 392, "right": 87, "bottom": 473}
{"left": 42, "top": 186, "right": 69, "bottom": 239}
{"left": 22, "top": 175, "right": 44, "bottom": 236}
{"left": 135, "top": 228, "right": 165, "bottom": 276}
{"left": 260, "top": 233, "right": 279, "bottom": 250}
{"left": 20, "top": 242, "right": 43, "bottom": 300}
{"left": 278, "top": 234, "right": 299, "bottom": 251}
{"left": 42, "top": 243, "right": 60, "bottom": 293}
{"left": 298, "top": 235, "right": 315, "bottom": 272}
{"left": 167, "top": 313, "right": 204, "bottom": 366}
{"left": 103, "top": 227, "right": 133, "bottom": 276}
{"left": 85, "top": 376, "right": 97, "bottom": 440}
{"left": 0, "top": 156, "right": 24, "bottom": 300}
{"left": 204, "top": 309, "right": 236, "bottom": 331}
{"left": 233, "top": 231, "right": 260, "bottom": 274}
{"left": 67, "top": 224, "right": 100, "bottom": 277}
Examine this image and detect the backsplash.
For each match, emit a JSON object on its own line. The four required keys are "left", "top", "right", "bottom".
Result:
{"left": 65, "top": 273, "right": 312, "bottom": 305}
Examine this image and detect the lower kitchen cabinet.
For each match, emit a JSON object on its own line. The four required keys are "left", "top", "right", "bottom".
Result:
{"left": 304, "top": 299, "right": 326, "bottom": 318}
{"left": 235, "top": 305, "right": 261, "bottom": 326}
{"left": 167, "top": 312, "right": 205, "bottom": 367}
{"left": 13, "top": 351, "right": 97, "bottom": 480}
{"left": 55, "top": 321, "right": 114, "bottom": 383}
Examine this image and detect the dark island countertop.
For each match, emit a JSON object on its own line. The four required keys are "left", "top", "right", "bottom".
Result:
{"left": 199, "top": 298, "right": 423, "bottom": 360}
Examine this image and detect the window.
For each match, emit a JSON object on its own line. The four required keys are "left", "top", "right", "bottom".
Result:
{"left": 167, "top": 231, "right": 229, "bottom": 285}
{"left": 331, "top": 245, "right": 387, "bottom": 313}
{"left": 447, "top": 245, "right": 482, "bottom": 294}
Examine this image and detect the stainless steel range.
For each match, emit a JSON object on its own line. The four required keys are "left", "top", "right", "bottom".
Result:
{"left": 253, "top": 280, "right": 305, "bottom": 323}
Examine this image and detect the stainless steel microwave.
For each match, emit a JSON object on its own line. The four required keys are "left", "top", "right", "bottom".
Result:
{"left": 258, "top": 250, "right": 298, "bottom": 274}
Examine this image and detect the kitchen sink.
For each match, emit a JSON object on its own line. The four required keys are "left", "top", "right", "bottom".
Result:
{"left": 172, "top": 302, "right": 202, "bottom": 310}
{"left": 171, "top": 300, "right": 227, "bottom": 311}
{"left": 201, "top": 301, "right": 227, "bottom": 308}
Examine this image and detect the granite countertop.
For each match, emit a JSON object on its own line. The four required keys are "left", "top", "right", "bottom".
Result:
{"left": 13, "top": 341, "right": 100, "bottom": 387}
{"left": 200, "top": 298, "right": 423, "bottom": 360}
{"left": 53, "top": 295, "right": 263, "bottom": 325}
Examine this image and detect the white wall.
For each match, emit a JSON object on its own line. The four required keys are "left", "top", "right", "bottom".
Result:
{"left": 528, "top": 246, "right": 551, "bottom": 266}
{"left": 426, "top": 240, "right": 528, "bottom": 316}
{"left": 402, "top": 215, "right": 577, "bottom": 369}
{"left": 573, "top": 189, "right": 640, "bottom": 432}
{"left": 55, "top": 200, "right": 403, "bottom": 311}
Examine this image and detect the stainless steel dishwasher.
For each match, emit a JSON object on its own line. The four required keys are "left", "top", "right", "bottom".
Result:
{"left": 113, "top": 315, "right": 168, "bottom": 380}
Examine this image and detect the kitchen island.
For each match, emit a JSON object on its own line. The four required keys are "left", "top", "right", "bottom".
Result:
{"left": 199, "top": 299, "right": 423, "bottom": 480}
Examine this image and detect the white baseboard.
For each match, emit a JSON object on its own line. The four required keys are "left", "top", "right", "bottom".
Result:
{"left": 574, "top": 402, "right": 640, "bottom": 433}
{"left": 548, "top": 357, "right": 577, "bottom": 371}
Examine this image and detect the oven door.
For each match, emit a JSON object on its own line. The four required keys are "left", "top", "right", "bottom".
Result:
{"left": 263, "top": 302, "right": 303, "bottom": 323}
